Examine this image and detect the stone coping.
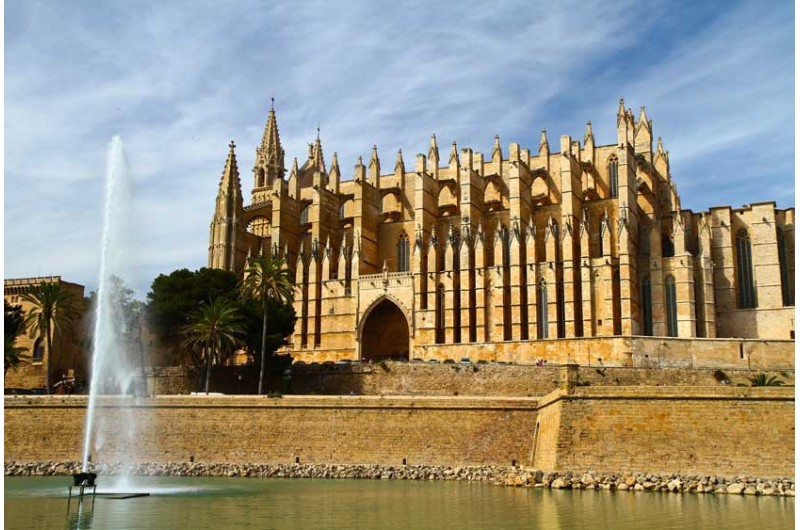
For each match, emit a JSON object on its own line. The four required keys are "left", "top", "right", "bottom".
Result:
{"left": 4, "top": 394, "right": 540, "bottom": 411}
{"left": 535, "top": 385, "right": 794, "bottom": 409}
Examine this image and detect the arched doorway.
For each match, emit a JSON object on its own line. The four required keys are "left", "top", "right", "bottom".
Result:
{"left": 360, "top": 299, "right": 409, "bottom": 362}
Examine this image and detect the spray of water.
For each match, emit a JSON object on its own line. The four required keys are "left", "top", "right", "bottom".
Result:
{"left": 81, "top": 136, "right": 142, "bottom": 478}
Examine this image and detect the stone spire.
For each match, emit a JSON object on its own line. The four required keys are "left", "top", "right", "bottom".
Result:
{"left": 448, "top": 141, "right": 459, "bottom": 178}
{"left": 394, "top": 149, "right": 405, "bottom": 176}
{"left": 538, "top": 130, "right": 549, "bottom": 156}
{"left": 329, "top": 152, "right": 341, "bottom": 194}
{"left": 584, "top": 121, "right": 594, "bottom": 146}
{"left": 312, "top": 127, "right": 326, "bottom": 173}
{"left": 369, "top": 145, "right": 381, "bottom": 186}
{"left": 492, "top": 135, "right": 503, "bottom": 162}
{"left": 616, "top": 98, "right": 626, "bottom": 126}
{"left": 428, "top": 134, "right": 440, "bottom": 178}
{"left": 208, "top": 141, "right": 244, "bottom": 272}
{"left": 219, "top": 141, "right": 241, "bottom": 192}
{"left": 254, "top": 101, "right": 285, "bottom": 191}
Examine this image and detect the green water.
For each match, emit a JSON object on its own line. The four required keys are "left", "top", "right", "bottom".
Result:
{"left": 4, "top": 476, "right": 794, "bottom": 530}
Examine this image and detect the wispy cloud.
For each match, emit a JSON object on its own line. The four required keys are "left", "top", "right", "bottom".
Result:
{"left": 4, "top": 0, "right": 793, "bottom": 296}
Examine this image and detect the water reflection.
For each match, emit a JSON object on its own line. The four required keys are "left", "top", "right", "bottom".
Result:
{"left": 66, "top": 497, "right": 94, "bottom": 530}
{"left": 4, "top": 476, "right": 794, "bottom": 530}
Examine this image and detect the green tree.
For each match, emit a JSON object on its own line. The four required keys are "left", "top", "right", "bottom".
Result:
{"left": 5, "top": 301, "right": 25, "bottom": 341}
{"left": 181, "top": 297, "right": 245, "bottom": 394}
{"left": 748, "top": 373, "right": 785, "bottom": 387}
{"left": 85, "top": 275, "right": 147, "bottom": 392}
{"left": 240, "top": 254, "right": 295, "bottom": 395}
{"left": 5, "top": 335, "right": 29, "bottom": 374}
{"left": 20, "top": 282, "right": 81, "bottom": 394}
{"left": 147, "top": 268, "right": 241, "bottom": 365}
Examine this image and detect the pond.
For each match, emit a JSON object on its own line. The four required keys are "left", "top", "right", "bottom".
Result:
{"left": 4, "top": 476, "right": 794, "bottom": 530}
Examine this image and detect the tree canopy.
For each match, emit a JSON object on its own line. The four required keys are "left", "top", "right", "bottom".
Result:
{"left": 5, "top": 301, "right": 28, "bottom": 374}
{"left": 147, "top": 267, "right": 296, "bottom": 369}
{"left": 4, "top": 301, "right": 25, "bottom": 343}
{"left": 20, "top": 282, "right": 81, "bottom": 393}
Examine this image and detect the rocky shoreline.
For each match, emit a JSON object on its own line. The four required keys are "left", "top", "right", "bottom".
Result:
{"left": 5, "top": 461, "right": 794, "bottom": 497}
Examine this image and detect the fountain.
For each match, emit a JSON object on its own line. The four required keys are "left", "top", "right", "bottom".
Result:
{"left": 80, "top": 136, "right": 145, "bottom": 489}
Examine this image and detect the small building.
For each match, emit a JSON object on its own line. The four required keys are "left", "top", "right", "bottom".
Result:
{"left": 4, "top": 276, "right": 87, "bottom": 391}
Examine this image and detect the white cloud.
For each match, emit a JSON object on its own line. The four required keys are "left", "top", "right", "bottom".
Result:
{"left": 4, "top": 0, "right": 793, "bottom": 297}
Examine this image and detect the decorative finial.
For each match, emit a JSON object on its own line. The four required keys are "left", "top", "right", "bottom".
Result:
{"left": 229, "top": 140, "right": 236, "bottom": 149}
{"left": 270, "top": 94, "right": 275, "bottom": 110}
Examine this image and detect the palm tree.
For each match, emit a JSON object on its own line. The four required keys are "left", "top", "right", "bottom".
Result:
{"left": 748, "top": 373, "right": 785, "bottom": 387}
{"left": 240, "top": 253, "right": 294, "bottom": 395}
{"left": 21, "top": 282, "right": 80, "bottom": 394}
{"left": 4, "top": 335, "right": 29, "bottom": 374}
{"left": 182, "top": 297, "right": 245, "bottom": 394}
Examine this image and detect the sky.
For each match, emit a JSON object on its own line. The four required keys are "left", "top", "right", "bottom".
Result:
{"left": 4, "top": 0, "right": 795, "bottom": 297}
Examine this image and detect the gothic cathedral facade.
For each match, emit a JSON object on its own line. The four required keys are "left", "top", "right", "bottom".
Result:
{"left": 209, "top": 100, "right": 795, "bottom": 363}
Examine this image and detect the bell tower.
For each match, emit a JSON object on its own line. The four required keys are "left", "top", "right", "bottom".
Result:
{"left": 252, "top": 99, "right": 285, "bottom": 203}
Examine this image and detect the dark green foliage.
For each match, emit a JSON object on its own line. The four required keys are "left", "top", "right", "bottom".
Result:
{"left": 182, "top": 297, "right": 245, "bottom": 394}
{"left": 748, "top": 373, "right": 785, "bottom": 387}
{"left": 240, "top": 254, "right": 295, "bottom": 395}
{"left": 5, "top": 335, "right": 28, "bottom": 373}
{"left": 4, "top": 301, "right": 24, "bottom": 342}
{"left": 4, "top": 301, "right": 28, "bottom": 372}
{"left": 85, "top": 275, "right": 145, "bottom": 341}
{"left": 239, "top": 297, "right": 297, "bottom": 361}
{"left": 147, "top": 267, "right": 296, "bottom": 375}
{"left": 147, "top": 268, "right": 241, "bottom": 348}
{"left": 20, "top": 282, "right": 80, "bottom": 393}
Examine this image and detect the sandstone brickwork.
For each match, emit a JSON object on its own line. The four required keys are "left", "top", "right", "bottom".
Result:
{"left": 6, "top": 387, "right": 792, "bottom": 479}
{"left": 208, "top": 100, "right": 795, "bottom": 365}
{"left": 532, "top": 386, "right": 794, "bottom": 478}
{"left": 4, "top": 395, "right": 538, "bottom": 467}
{"left": 4, "top": 277, "right": 86, "bottom": 390}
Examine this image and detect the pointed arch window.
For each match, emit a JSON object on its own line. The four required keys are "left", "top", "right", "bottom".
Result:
{"left": 608, "top": 156, "right": 619, "bottom": 198}
{"left": 777, "top": 228, "right": 793, "bottom": 306}
{"left": 257, "top": 167, "right": 266, "bottom": 188}
{"left": 556, "top": 280, "right": 565, "bottom": 338}
{"left": 735, "top": 229, "right": 756, "bottom": 309}
{"left": 537, "top": 278, "right": 549, "bottom": 339}
{"left": 397, "top": 232, "right": 410, "bottom": 272}
{"left": 500, "top": 226, "right": 511, "bottom": 269}
{"left": 641, "top": 276, "right": 653, "bottom": 336}
{"left": 662, "top": 234, "right": 675, "bottom": 258}
{"left": 32, "top": 338, "right": 44, "bottom": 361}
{"left": 665, "top": 275, "right": 678, "bottom": 337}
{"left": 436, "top": 283, "right": 446, "bottom": 344}
{"left": 300, "top": 206, "right": 310, "bottom": 225}
{"left": 599, "top": 218, "right": 606, "bottom": 257}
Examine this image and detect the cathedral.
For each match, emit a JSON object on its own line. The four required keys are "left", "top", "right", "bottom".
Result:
{"left": 209, "top": 100, "right": 795, "bottom": 365}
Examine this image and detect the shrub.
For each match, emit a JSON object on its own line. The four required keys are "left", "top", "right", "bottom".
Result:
{"left": 748, "top": 373, "right": 785, "bottom": 387}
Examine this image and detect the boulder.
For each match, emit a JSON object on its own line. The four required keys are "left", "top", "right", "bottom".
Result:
{"left": 726, "top": 483, "right": 746, "bottom": 495}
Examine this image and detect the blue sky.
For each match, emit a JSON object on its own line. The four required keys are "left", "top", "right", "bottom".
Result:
{"left": 5, "top": 0, "right": 795, "bottom": 297}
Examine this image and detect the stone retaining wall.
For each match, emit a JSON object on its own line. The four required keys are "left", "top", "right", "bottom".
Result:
{"left": 142, "top": 362, "right": 795, "bottom": 397}
{"left": 4, "top": 395, "right": 538, "bottom": 467}
{"left": 533, "top": 385, "right": 794, "bottom": 478}
{"left": 4, "top": 462, "right": 793, "bottom": 497}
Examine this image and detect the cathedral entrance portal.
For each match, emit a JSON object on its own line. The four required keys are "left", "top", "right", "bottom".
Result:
{"left": 360, "top": 298, "right": 409, "bottom": 362}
